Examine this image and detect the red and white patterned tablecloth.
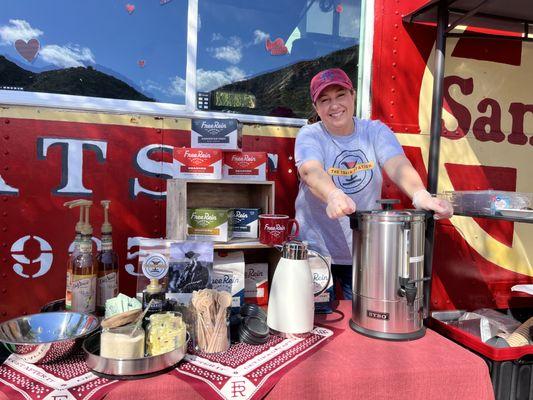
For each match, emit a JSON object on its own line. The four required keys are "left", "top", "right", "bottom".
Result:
{"left": 0, "top": 326, "right": 339, "bottom": 400}
{"left": 173, "top": 326, "right": 340, "bottom": 400}
{"left": 0, "top": 352, "right": 122, "bottom": 400}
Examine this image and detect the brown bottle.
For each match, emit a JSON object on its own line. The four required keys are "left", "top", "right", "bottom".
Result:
{"left": 71, "top": 204, "right": 97, "bottom": 314}
{"left": 96, "top": 200, "right": 119, "bottom": 316}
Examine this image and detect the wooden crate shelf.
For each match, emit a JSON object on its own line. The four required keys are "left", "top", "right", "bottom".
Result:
{"left": 166, "top": 179, "right": 275, "bottom": 242}
{"left": 213, "top": 238, "right": 272, "bottom": 250}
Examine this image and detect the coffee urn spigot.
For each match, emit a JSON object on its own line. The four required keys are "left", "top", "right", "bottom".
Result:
{"left": 398, "top": 276, "right": 431, "bottom": 307}
{"left": 398, "top": 277, "right": 417, "bottom": 307}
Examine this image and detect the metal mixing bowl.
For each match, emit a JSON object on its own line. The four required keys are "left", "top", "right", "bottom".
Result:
{"left": 0, "top": 311, "right": 100, "bottom": 364}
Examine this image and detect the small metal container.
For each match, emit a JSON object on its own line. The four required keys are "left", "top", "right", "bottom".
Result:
{"left": 83, "top": 332, "right": 189, "bottom": 377}
{"left": 0, "top": 311, "right": 99, "bottom": 364}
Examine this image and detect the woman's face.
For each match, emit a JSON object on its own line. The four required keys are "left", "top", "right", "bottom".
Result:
{"left": 313, "top": 85, "right": 355, "bottom": 135}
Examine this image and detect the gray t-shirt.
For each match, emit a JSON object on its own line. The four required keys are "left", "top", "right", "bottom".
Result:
{"left": 294, "top": 117, "right": 404, "bottom": 264}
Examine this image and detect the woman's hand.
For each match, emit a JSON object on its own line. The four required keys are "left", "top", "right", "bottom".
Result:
{"left": 412, "top": 189, "right": 453, "bottom": 219}
{"left": 326, "top": 188, "right": 356, "bottom": 219}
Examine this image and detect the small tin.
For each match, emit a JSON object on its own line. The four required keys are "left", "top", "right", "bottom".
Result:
{"left": 239, "top": 316, "right": 269, "bottom": 345}
{"left": 240, "top": 303, "right": 267, "bottom": 320}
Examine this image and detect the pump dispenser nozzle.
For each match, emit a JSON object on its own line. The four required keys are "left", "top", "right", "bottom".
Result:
{"left": 82, "top": 202, "right": 94, "bottom": 236}
{"left": 64, "top": 200, "right": 92, "bottom": 233}
{"left": 101, "top": 200, "right": 112, "bottom": 234}
{"left": 96, "top": 200, "right": 119, "bottom": 316}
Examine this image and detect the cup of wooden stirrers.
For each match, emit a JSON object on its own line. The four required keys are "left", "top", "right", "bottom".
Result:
{"left": 191, "top": 289, "right": 232, "bottom": 353}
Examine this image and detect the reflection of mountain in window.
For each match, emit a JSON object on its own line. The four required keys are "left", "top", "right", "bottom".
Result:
{"left": 0, "top": 0, "right": 187, "bottom": 104}
{"left": 0, "top": 56, "right": 155, "bottom": 102}
{"left": 198, "top": 0, "right": 361, "bottom": 118}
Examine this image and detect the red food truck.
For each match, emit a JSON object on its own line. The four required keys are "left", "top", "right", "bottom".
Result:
{"left": 0, "top": 0, "right": 532, "bottom": 399}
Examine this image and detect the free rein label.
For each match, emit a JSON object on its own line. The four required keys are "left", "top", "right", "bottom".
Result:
{"left": 223, "top": 152, "right": 267, "bottom": 181}
{"left": 192, "top": 119, "right": 238, "bottom": 144}
{"left": 174, "top": 148, "right": 223, "bottom": 179}
{"left": 232, "top": 208, "right": 260, "bottom": 237}
{"left": 187, "top": 208, "right": 233, "bottom": 242}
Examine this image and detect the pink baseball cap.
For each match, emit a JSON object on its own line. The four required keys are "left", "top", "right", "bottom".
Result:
{"left": 310, "top": 68, "right": 353, "bottom": 103}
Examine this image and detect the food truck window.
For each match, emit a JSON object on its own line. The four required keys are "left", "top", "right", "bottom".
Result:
{"left": 196, "top": 0, "right": 361, "bottom": 119}
{"left": 0, "top": 0, "right": 188, "bottom": 105}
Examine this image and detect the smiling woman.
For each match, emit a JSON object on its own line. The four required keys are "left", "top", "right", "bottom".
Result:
{"left": 0, "top": 0, "right": 187, "bottom": 104}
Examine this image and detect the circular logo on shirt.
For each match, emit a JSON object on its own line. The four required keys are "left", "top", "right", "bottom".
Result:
{"left": 329, "top": 150, "right": 374, "bottom": 194}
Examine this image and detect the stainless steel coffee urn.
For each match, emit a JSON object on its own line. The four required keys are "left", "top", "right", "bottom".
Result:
{"left": 349, "top": 201, "right": 429, "bottom": 340}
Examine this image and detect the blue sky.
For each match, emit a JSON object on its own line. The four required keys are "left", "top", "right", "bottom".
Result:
{"left": 0, "top": 0, "right": 360, "bottom": 104}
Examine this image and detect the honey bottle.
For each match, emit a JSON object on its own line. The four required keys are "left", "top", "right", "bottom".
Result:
{"left": 71, "top": 203, "right": 97, "bottom": 314}
{"left": 96, "top": 200, "right": 119, "bottom": 316}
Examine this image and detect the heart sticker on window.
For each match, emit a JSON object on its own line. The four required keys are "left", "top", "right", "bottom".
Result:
{"left": 125, "top": 4, "right": 135, "bottom": 14}
{"left": 15, "top": 39, "right": 40, "bottom": 63}
{"left": 138, "top": 60, "right": 145, "bottom": 68}
{"left": 265, "top": 38, "right": 288, "bottom": 56}
{"left": 336, "top": 4, "right": 343, "bottom": 13}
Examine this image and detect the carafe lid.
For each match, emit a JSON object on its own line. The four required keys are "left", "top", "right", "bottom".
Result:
{"left": 281, "top": 240, "right": 308, "bottom": 260}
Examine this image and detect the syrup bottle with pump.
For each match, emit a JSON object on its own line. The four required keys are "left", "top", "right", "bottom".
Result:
{"left": 96, "top": 200, "right": 119, "bottom": 316}
{"left": 71, "top": 203, "right": 97, "bottom": 314}
{"left": 64, "top": 199, "right": 92, "bottom": 310}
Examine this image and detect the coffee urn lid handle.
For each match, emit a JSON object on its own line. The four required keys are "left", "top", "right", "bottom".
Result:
{"left": 349, "top": 211, "right": 360, "bottom": 230}
{"left": 376, "top": 199, "right": 400, "bottom": 210}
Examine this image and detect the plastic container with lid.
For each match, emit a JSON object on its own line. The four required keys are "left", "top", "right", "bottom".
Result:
{"left": 146, "top": 312, "right": 186, "bottom": 356}
{"left": 439, "top": 190, "right": 533, "bottom": 215}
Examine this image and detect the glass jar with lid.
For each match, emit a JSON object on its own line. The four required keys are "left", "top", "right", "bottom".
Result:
{"left": 146, "top": 311, "right": 186, "bottom": 356}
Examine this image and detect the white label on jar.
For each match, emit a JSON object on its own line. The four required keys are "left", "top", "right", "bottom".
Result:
{"left": 142, "top": 253, "right": 169, "bottom": 280}
{"left": 409, "top": 255, "right": 424, "bottom": 263}
{"left": 72, "top": 275, "right": 96, "bottom": 313}
{"left": 97, "top": 272, "right": 118, "bottom": 308}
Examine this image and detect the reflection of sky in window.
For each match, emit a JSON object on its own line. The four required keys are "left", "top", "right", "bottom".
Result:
{"left": 0, "top": 0, "right": 187, "bottom": 104}
{"left": 197, "top": 0, "right": 361, "bottom": 93}
{"left": 0, "top": 0, "right": 361, "bottom": 105}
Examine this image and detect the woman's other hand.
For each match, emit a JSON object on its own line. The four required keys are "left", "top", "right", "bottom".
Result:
{"left": 412, "top": 189, "right": 453, "bottom": 219}
{"left": 326, "top": 188, "right": 356, "bottom": 219}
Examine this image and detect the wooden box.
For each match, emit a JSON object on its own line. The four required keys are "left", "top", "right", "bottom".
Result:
{"left": 166, "top": 179, "right": 275, "bottom": 249}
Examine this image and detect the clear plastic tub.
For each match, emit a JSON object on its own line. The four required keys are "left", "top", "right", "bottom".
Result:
{"left": 439, "top": 190, "right": 533, "bottom": 215}
{"left": 191, "top": 289, "right": 232, "bottom": 353}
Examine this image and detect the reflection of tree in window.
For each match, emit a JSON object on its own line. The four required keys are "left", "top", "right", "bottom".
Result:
{"left": 215, "top": 91, "right": 256, "bottom": 109}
